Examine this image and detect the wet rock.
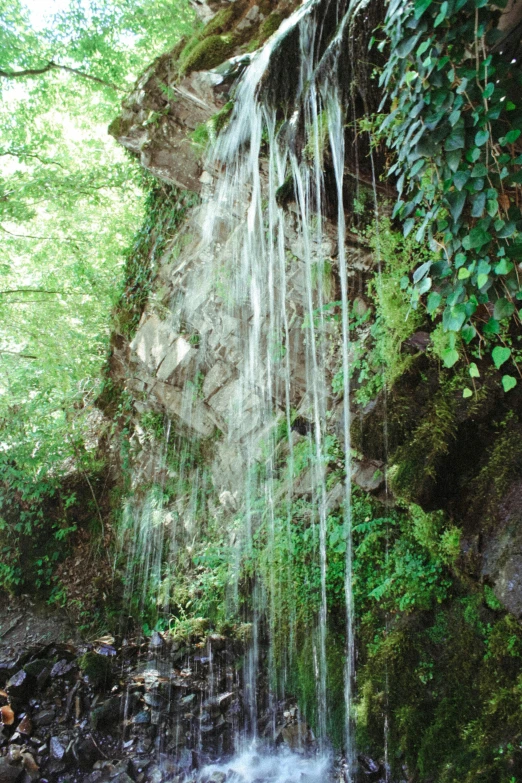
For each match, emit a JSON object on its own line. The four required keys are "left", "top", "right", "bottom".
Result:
{"left": 149, "top": 631, "right": 165, "bottom": 650}
{"left": 79, "top": 652, "right": 113, "bottom": 688}
{"left": 17, "top": 716, "right": 32, "bottom": 736}
{"left": 32, "top": 709, "right": 56, "bottom": 728}
{"left": 0, "top": 758, "right": 22, "bottom": 783}
{"left": 50, "top": 658, "right": 75, "bottom": 678}
{"left": 111, "top": 774, "right": 134, "bottom": 783}
{"left": 90, "top": 696, "right": 121, "bottom": 731}
{"left": 132, "top": 710, "right": 151, "bottom": 725}
{"left": 6, "top": 671, "right": 32, "bottom": 706}
{"left": 275, "top": 721, "right": 314, "bottom": 750}
{"left": 143, "top": 692, "right": 165, "bottom": 709}
{"left": 6, "top": 747, "right": 22, "bottom": 765}
{"left": 351, "top": 458, "right": 385, "bottom": 493}
{"left": 21, "top": 752, "right": 39, "bottom": 782}
{"left": 22, "top": 660, "right": 48, "bottom": 679}
{"left": 75, "top": 735, "right": 103, "bottom": 767}
{"left": 49, "top": 736, "right": 66, "bottom": 761}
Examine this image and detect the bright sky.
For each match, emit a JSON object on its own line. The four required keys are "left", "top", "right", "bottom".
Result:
{"left": 24, "top": 0, "right": 74, "bottom": 30}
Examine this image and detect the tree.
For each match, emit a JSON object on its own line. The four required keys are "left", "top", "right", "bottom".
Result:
{"left": 0, "top": 0, "right": 195, "bottom": 590}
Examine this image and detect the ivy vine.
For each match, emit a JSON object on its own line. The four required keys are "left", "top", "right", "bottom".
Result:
{"left": 378, "top": 0, "right": 522, "bottom": 391}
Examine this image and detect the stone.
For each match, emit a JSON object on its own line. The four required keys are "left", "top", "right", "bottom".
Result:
{"left": 90, "top": 696, "right": 121, "bottom": 731}
{"left": 32, "top": 709, "right": 56, "bottom": 727}
{"left": 6, "top": 671, "right": 32, "bottom": 706}
{"left": 21, "top": 753, "right": 39, "bottom": 782}
{"left": 49, "top": 736, "right": 65, "bottom": 761}
{"left": 352, "top": 458, "right": 385, "bottom": 493}
{"left": 0, "top": 758, "right": 22, "bottom": 783}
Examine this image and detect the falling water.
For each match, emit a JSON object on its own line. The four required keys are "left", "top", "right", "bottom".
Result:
{"left": 122, "top": 0, "right": 378, "bottom": 774}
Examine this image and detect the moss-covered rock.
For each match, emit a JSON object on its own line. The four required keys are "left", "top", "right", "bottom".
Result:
{"left": 79, "top": 651, "right": 113, "bottom": 689}
{"left": 180, "top": 34, "right": 237, "bottom": 73}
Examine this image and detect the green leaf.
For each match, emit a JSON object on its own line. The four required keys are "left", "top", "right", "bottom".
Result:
{"left": 442, "top": 348, "right": 459, "bottom": 368}
{"left": 482, "top": 83, "right": 494, "bottom": 99}
{"left": 453, "top": 171, "right": 469, "bottom": 191}
{"left": 491, "top": 345, "right": 511, "bottom": 368}
{"left": 483, "top": 317, "right": 500, "bottom": 335}
{"left": 443, "top": 303, "right": 467, "bottom": 332}
{"left": 502, "top": 375, "right": 517, "bottom": 392}
{"left": 469, "top": 362, "right": 480, "bottom": 378}
{"left": 414, "top": 0, "right": 433, "bottom": 18}
{"left": 500, "top": 129, "right": 521, "bottom": 145}
{"left": 471, "top": 192, "right": 486, "bottom": 217}
{"left": 427, "top": 292, "right": 442, "bottom": 313}
{"left": 475, "top": 129, "right": 489, "bottom": 146}
{"left": 493, "top": 297, "right": 515, "bottom": 320}
{"left": 462, "top": 227, "right": 491, "bottom": 250}
{"left": 458, "top": 267, "right": 470, "bottom": 279}
{"left": 462, "top": 325, "right": 476, "bottom": 343}
{"left": 494, "top": 259, "right": 514, "bottom": 275}
{"left": 463, "top": 387, "right": 473, "bottom": 398}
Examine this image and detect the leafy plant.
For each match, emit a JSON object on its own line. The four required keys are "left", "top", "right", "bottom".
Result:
{"left": 378, "top": 0, "right": 522, "bottom": 386}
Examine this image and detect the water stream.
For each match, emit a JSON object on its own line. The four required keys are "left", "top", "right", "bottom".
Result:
{"left": 123, "top": 0, "right": 369, "bottom": 777}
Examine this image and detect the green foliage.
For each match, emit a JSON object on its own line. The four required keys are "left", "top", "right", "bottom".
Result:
{"left": 333, "top": 219, "right": 429, "bottom": 405}
{"left": 379, "top": 0, "right": 522, "bottom": 382}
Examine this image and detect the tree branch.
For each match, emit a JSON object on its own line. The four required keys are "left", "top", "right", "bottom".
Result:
{"left": 0, "top": 288, "right": 65, "bottom": 295}
{"left": 0, "top": 349, "right": 37, "bottom": 360}
{"left": 0, "top": 61, "right": 124, "bottom": 92}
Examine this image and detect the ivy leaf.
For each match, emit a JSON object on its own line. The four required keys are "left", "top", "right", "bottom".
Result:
{"left": 443, "top": 303, "right": 467, "bottom": 331}
{"left": 482, "top": 83, "right": 494, "bottom": 99}
{"left": 447, "top": 190, "right": 466, "bottom": 221}
{"left": 471, "top": 192, "right": 486, "bottom": 217}
{"left": 442, "top": 347, "right": 459, "bottom": 367}
{"left": 462, "top": 227, "right": 491, "bottom": 250}
{"left": 445, "top": 125, "right": 465, "bottom": 151}
{"left": 453, "top": 171, "right": 469, "bottom": 190}
{"left": 483, "top": 317, "right": 500, "bottom": 335}
{"left": 461, "top": 324, "right": 476, "bottom": 343}
{"left": 475, "top": 129, "right": 489, "bottom": 146}
{"left": 494, "top": 259, "right": 514, "bottom": 275}
{"left": 493, "top": 297, "right": 515, "bottom": 320}
{"left": 502, "top": 375, "right": 517, "bottom": 392}
{"left": 404, "top": 218, "right": 415, "bottom": 237}
{"left": 499, "top": 129, "right": 521, "bottom": 145}
{"left": 427, "top": 291, "right": 442, "bottom": 313}
{"left": 413, "top": 260, "right": 431, "bottom": 283}
{"left": 458, "top": 267, "right": 470, "bottom": 279}
{"left": 497, "top": 221, "right": 516, "bottom": 238}
{"left": 414, "top": 0, "right": 433, "bottom": 18}
{"left": 491, "top": 345, "right": 511, "bottom": 368}
{"left": 462, "top": 387, "right": 473, "bottom": 398}
{"left": 469, "top": 362, "right": 480, "bottom": 377}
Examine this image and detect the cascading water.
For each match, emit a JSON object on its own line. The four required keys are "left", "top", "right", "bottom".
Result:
{"left": 197, "top": 0, "right": 360, "bottom": 770}
{"left": 120, "top": 0, "right": 382, "bottom": 778}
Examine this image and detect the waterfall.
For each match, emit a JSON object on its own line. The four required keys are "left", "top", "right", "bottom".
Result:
{"left": 120, "top": 0, "right": 372, "bottom": 774}
{"left": 198, "top": 0, "right": 358, "bottom": 767}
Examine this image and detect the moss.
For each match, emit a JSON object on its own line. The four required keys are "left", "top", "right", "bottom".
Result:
{"left": 467, "top": 410, "right": 522, "bottom": 529}
{"left": 259, "top": 12, "right": 285, "bottom": 42}
{"left": 79, "top": 651, "right": 113, "bottom": 689}
{"left": 389, "top": 379, "right": 459, "bottom": 503}
{"left": 180, "top": 34, "right": 237, "bottom": 73}
{"left": 201, "top": 6, "right": 237, "bottom": 36}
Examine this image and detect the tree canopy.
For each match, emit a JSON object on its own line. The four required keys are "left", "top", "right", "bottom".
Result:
{"left": 0, "top": 0, "right": 194, "bottom": 587}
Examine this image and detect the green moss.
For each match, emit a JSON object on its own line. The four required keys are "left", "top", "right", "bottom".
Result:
{"left": 259, "top": 12, "right": 285, "bottom": 41}
{"left": 389, "top": 379, "right": 459, "bottom": 502}
{"left": 201, "top": 6, "right": 236, "bottom": 36}
{"left": 467, "top": 410, "right": 522, "bottom": 528}
{"left": 180, "top": 34, "right": 237, "bottom": 73}
{"left": 79, "top": 651, "right": 113, "bottom": 689}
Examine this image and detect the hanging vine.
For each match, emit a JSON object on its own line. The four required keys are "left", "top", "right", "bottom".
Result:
{"left": 378, "top": 0, "right": 522, "bottom": 392}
